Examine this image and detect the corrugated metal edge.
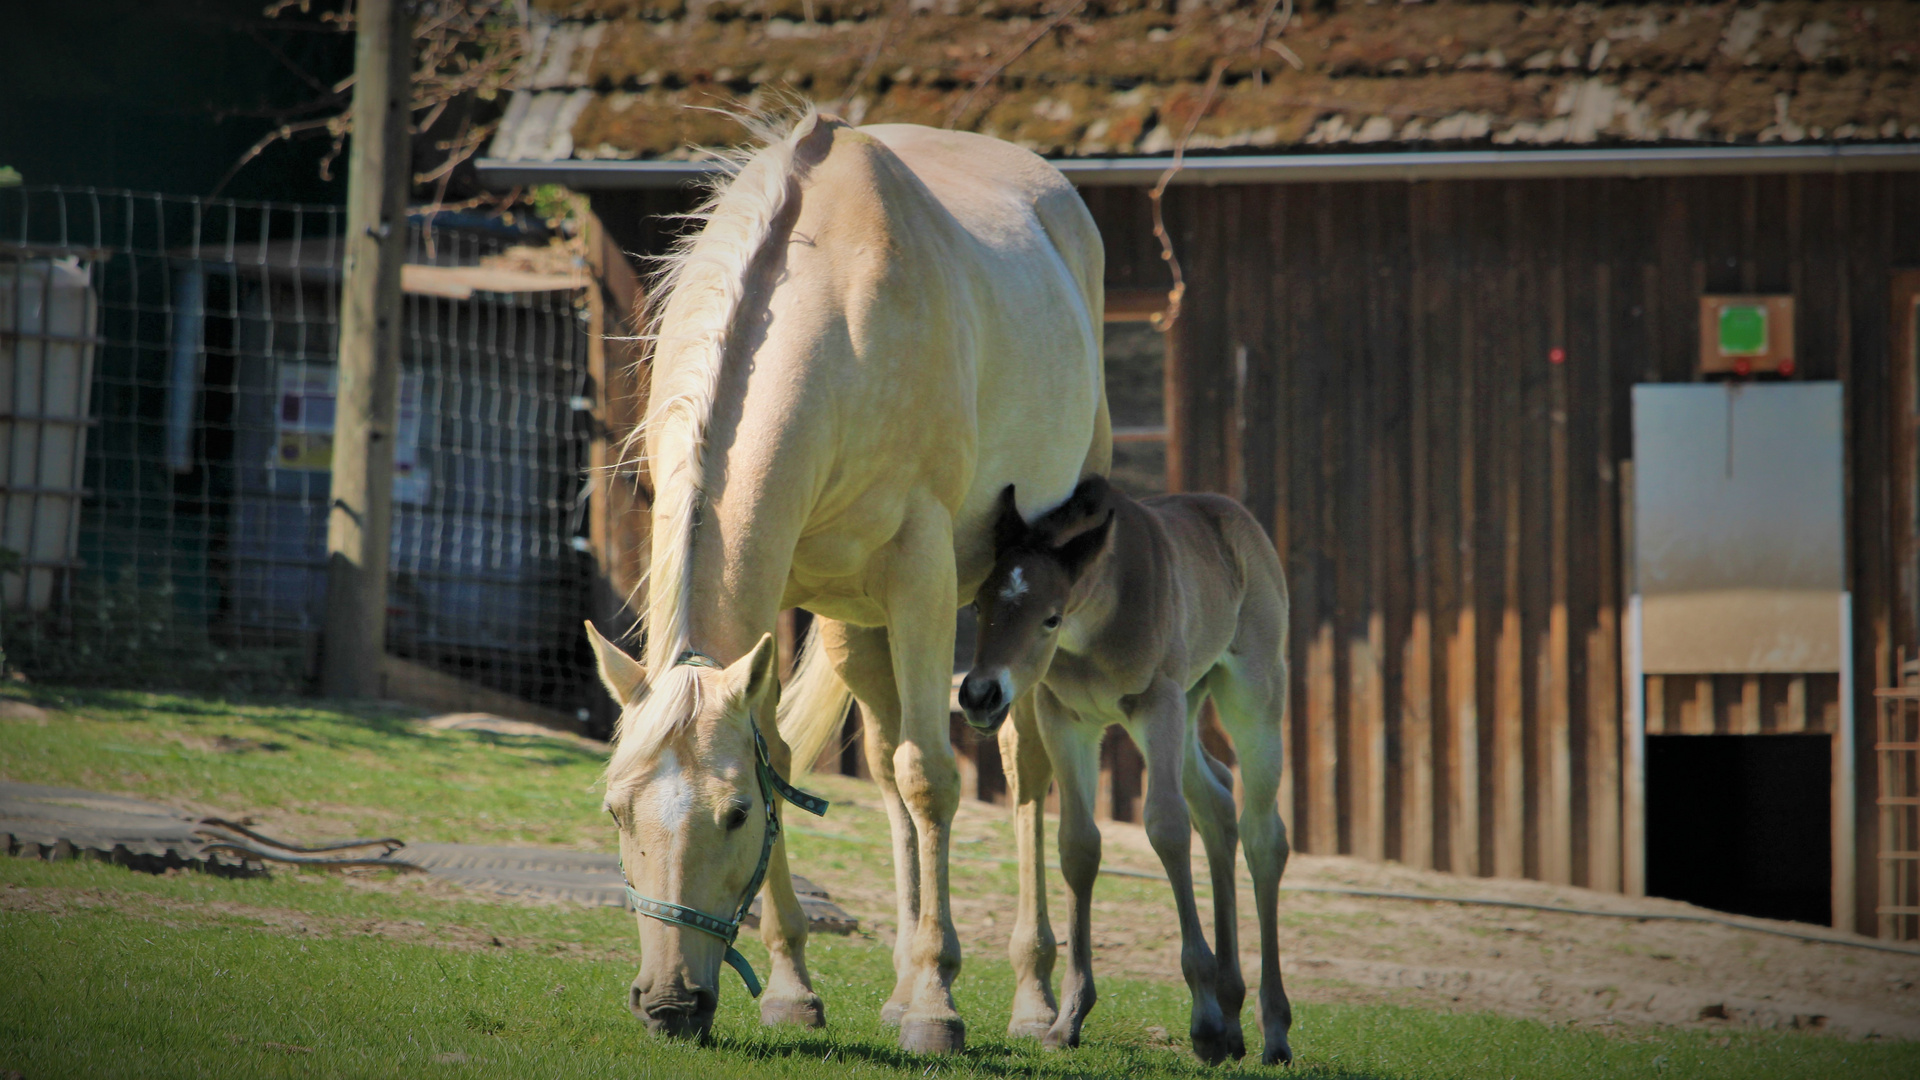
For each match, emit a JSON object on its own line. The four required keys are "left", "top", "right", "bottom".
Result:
{"left": 475, "top": 141, "right": 1920, "bottom": 190}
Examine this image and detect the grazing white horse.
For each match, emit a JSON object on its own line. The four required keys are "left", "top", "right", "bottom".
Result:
{"left": 587, "top": 109, "right": 1109, "bottom": 1054}
{"left": 958, "top": 477, "right": 1295, "bottom": 1065}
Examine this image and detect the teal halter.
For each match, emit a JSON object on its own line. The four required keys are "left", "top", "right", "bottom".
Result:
{"left": 619, "top": 649, "right": 830, "bottom": 998}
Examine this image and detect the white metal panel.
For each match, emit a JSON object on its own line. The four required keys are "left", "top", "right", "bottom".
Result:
{"left": 1631, "top": 382, "right": 1845, "bottom": 673}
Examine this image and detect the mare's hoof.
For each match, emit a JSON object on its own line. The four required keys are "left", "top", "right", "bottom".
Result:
{"left": 1007, "top": 1018, "right": 1054, "bottom": 1041}
{"left": 760, "top": 994, "right": 826, "bottom": 1028}
{"left": 899, "top": 1015, "right": 967, "bottom": 1055}
{"left": 879, "top": 1000, "right": 908, "bottom": 1028}
{"left": 1040, "top": 1022, "right": 1080, "bottom": 1052}
{"left": 1262, "top": 1034, "right": 1293, "bottom": 1066}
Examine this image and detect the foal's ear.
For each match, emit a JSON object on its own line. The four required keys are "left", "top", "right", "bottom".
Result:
{"left": 584, "top": 621, "right": 648, "bottom": 705}
{"left": 724, "top": 632, "right": 781, "bottom": 718}
{"left": 991, "top": 484, "right": 1028, "bottom": 554}
{"left": 1054, "top": 508, "right": 1115, "bottom": 582}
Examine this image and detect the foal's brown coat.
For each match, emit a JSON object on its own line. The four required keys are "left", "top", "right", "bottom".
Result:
{"left": 959, "top": 477, "right": 1294, "bottom": 1065}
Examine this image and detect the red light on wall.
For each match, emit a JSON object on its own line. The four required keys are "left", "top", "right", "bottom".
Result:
{"left": 1733, "top": 357, "right": 1752, "bottom": 377}
{"left": 1778, "top": 358, "right": 1796, "bottom": 377}
{"left": 1548, "top": 347, "right": 1566, "bottom": 365}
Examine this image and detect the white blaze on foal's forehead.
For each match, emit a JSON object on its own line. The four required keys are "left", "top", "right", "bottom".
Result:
{"left": 999, "top": 565, "right": 1029, "bottom": 602}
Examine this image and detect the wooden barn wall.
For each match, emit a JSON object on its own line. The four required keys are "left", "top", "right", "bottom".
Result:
{"left": 1081, "top": 173, "right": 1920, "bottom": 924}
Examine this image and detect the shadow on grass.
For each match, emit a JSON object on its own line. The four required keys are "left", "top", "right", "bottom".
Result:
{"left": 706, "top": 1031, "right": 1397, "bottom": 1080}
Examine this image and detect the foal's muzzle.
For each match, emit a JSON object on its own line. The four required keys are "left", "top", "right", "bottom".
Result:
{"left": 957, "top": 669, "right": 1012, "bottom": 733}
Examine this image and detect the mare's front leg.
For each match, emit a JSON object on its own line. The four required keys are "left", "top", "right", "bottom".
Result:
{"left": 1000, "top": 691, "right": 1058, "bottom": 1039}
{"left": 878, "top": 502, "right": 967, "bottom": 1054}
{"left": 755, "top": 718, "right": 827, "bottom": 1027}
{"left": 1034, "top": 691, "right": 1103, "bottom": 1051}
{"left": 819, "top": 619, "right": 920, "bottom": 1027}
{"left": 1130, "top": 677, "right": 1230, "bottom": 1064}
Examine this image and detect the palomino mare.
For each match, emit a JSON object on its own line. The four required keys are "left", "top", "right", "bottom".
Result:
{"left": 588, "top": 110, "right": 1109, "bottom": 1054}
{"left": 957, "top": 477, "right": 1295, "bottom": 1065}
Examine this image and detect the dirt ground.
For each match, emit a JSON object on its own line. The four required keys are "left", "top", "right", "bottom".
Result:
{"left": 786, "top": 773, "right": 1920, "bottom": 1044}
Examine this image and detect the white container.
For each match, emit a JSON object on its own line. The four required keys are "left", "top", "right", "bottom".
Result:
{"left": 0, "top": 257, "right": 99, "bottom": 612}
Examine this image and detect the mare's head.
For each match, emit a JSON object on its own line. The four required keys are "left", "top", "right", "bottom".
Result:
{"left": 586, "top": 623, "right": 783, "bottom": 1041}
{"left": 957, "top": 478, "right": 1116, "bottom": 733}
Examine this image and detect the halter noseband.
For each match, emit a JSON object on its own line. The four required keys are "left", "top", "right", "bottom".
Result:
{"left": 619, "top": 649, "right": 830, "bottom": 998}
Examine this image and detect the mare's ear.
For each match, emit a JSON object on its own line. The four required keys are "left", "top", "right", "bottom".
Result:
{"left": 584, "top": 621, "right": 647, "bottom": 705}
{"left": 1054, "top": 509, "right": 1114, "bottom": 582}
{"left": 724, "top": 632, "right": 781, "bottom": 719}
{"left": 991, "top": 484, "right": 1028, "bottom": 555}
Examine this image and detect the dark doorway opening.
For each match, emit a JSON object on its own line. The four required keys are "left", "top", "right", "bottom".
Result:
{"left": 1646, "top": 734, "right": 1830, "bottom": 925}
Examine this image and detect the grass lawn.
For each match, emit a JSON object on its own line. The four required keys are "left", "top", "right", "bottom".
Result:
{"left": 5, "top": 685, "right": 1918, "bottom": 1079}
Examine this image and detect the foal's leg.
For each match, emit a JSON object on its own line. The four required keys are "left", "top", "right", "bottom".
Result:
{"left": 1183, "top": 683, "right": 1247, "bottom": 1060}
{"left": 1034, "top": 692, "right": 1103, "bottom": 1051}
{"left": 1212, "top": 666, "right": 1294, "bottom": 1065}
{"left": 1000, "top": 691, "right": 1059, "bottom": 1039}
{"left": 757, "top": 723, "right": 827, "bottom": 1027}
{"left": 820, "top": 620, "right": 920, "bottom": 1027}
{"left": 1126, "top": 677, "right": 1230, "bottom": 1064}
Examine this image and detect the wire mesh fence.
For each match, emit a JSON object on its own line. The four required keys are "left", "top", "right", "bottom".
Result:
{"left": 0, "top": 187, "right": 599, "bottom": 712}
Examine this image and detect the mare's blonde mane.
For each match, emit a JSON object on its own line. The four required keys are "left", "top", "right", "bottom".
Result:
{"left": 605, "top": 108, "right": 817, "bottom": 782}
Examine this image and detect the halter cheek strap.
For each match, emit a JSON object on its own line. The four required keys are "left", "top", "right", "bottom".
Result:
{"left": 619, "top": 650, "right": 830, "bottom": 998}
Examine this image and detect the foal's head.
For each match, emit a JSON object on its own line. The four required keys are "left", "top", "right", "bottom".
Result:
{"left": 586, "top": 624, "right": 782, "bottom": 1041}
{"left": 957, "top": 478, "right": 1116, "bottom": 733}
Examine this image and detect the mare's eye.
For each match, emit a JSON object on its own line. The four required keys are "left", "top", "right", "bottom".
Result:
{"left": 1043, "top": 614, "right": 1062, "bottom": 630}
{"left": 723, "top": 803, "right": 751, "bottom": 831}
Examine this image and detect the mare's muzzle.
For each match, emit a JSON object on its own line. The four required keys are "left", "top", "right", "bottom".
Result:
{"left": 632, "top": 975, "right": 716, "bottom": 1040}
{"left": 957, "top": 669, "right": 1013, "bottom": 733}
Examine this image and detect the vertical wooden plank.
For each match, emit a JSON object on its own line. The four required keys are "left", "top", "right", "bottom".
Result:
{"left": 1301, "top": 184, "right": 1341, "bottom": 856}
{"left": 1444, "top": 182, "right": 1481, "bottom": 876}
{"left": 1734, "top": 676, "right": 1763, "bottom": 735}
{"left": 1587, "top": 255, "right": 1623, "bottom": 892}
{"left": 1645, "top": 674, "right": 1666, "bottom": 735}
{"left": 1492, "top": 184, "right": 1526, "bottom": 880}
{"left": 1265, "top": 185, "right": 1295, "bottom": 833}
{"left": 1346, "top": 182, "right": 1386, "bottom": 861}
{"left": 1541, "top": 183, "right": 1574, "bottom": 885}
{"left": 1402, "top": 181, "right": 1435, "bottom": 870}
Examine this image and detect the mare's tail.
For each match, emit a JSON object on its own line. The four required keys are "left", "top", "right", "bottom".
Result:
{"left": 776, "top": 626, "right": 854, "bottom": 776}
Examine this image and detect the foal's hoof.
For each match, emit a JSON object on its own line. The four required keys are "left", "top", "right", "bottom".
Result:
{"left": 1190, "top": 1024, "right": 1234, "bottom": 1066}
{"left": 1040, "top": 1022, "right": 1080, "bottom": 1052}
{"left": 899, "top": 1015, "right": 966, "bottom": 1055}
{"left": 1223, "top": 1016, "right": 1247, "bottom": 1061}
{"left": 1262, "top": 1034, "right": 1293, "bottom": 1066}
{"left": 760, "top": 994, "right": 826, "bottom": 1029}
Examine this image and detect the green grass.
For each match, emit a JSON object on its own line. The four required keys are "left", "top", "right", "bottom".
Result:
{"left": 5, "top": 686, "right": 1919, "bottom": 1079}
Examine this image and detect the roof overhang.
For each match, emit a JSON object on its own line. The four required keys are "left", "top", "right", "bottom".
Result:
{"left": 476, "top": 141, "right": 1920, "bottom": 191}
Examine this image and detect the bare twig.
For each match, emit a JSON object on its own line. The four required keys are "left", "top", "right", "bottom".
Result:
{"left": 1146, "top": 59, "right": 1227, "bottom": 332}
{"left": 944, "top": 0, "right": 1088, "bottom": 129}
{"left": 837, "top": 0, "right": 911, "bottom": 117}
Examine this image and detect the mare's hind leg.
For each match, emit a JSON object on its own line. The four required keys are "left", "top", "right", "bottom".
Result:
{"left": 820, "top": 620, "right": 920, "bottom": 1027}
{"left": 1000, "top": 691, "right": 1059, "bottom": 1039}
{"left": 1210, "top": 663, "right": 1294, "bottom": 1065}
{"left": 1183, "top": 685, "right": 1247, "bottom": 1060}
{"left": 1034, "top": 690, "right": 1104, "bottom": 1051}
{"left": 1125, "top": 676, "right": 1230, "bottom": 1065}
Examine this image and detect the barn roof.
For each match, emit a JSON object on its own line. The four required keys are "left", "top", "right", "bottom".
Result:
{"left": 485, "top": 0, "right": 1920, "bottom": 177}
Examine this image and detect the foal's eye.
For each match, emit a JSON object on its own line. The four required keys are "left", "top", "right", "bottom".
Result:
{"left": 1042, "top": 614, "right": 1062, "bottom": 630}
{"left": 723, "top": 803, "right": 751, "bottom": 831}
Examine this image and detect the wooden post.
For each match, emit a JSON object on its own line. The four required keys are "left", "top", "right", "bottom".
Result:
{"left": 321, "top": 0, "right": 409, "bottom": 699}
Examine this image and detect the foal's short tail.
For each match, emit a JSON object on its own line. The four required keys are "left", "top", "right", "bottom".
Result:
{"left": 776, "top": 628, "right": 854, "bottom": 776}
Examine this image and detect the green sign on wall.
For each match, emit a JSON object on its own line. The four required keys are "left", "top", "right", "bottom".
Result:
{"left": 1718, "top": 304, "right": 1768, "bottom": 356}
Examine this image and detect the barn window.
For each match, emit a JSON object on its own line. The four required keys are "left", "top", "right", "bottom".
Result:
{"left": 1103, "top": 314, "right": 1169, "bottom": 498}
